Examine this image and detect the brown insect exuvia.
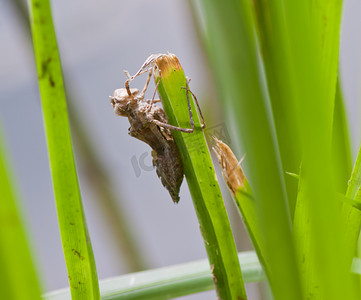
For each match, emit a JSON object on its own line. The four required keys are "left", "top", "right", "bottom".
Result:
{"left": 110, "top": 54, "right": 205, "bottom": 203}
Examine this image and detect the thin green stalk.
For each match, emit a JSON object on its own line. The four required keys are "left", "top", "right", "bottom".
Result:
{"left": 154, "top": 54, "right": 247, "bottom": 300}
{"left": 44, "top": 251, "right": 264, "bottom": 300}
{"left": 192, "top": 1, "right": 302, "bottom": 299}
{"left": 28, "top": 1, "right": 100, "bottom": 299}
{"left": 0, "top": 126, "right": 42, "bottom": 300}
{"left": 212, "top": 138, "right": 269, "bottom": 278}
{"left": 233, "top": 185, "right": 268, "bottom": 276}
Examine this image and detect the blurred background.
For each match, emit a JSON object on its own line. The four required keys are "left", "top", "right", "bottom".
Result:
{"left": 0, "top": 0, "right": 360, "bottom": 299}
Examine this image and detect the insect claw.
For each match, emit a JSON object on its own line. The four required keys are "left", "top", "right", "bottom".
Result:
{"left": 124, "top": 70, "right": 132, "bottom": 80}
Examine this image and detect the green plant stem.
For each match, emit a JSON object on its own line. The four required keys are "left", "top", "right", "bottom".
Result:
{"left": 28, "top": 1, "right": 100, "bottom": 299}
{"left": 0, "top": 126, "right": 42, "bottom": 300}
{"left": 212, "top": 137, "right": 269, "bottom": 278}
{"left": 192, "top": 1, "right": 302, "bottom": 299}
{"left": 154, "top": 54, "right": 247, "bottom": 300}
{"left": 233, "top": 182, "right": 269, "bottom": 275}
{"left": 44, "top": 251, "right": 264, "bottom": 300}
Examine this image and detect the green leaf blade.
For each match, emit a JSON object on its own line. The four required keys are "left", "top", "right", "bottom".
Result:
{"left": 29, "top": 1, "right": 100, "bottom": 299}
{"left": 45, "top": 251, "right": 265, "bottom": 300}
{"left": 154, "top": 54, "right": 247, "bottom": 300}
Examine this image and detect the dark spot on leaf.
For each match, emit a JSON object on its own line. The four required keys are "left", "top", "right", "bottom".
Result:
{"left": 71, "top": 249, "right": 85, "bottom": 260}
{"left": 40, "top": 57, "right": 52, "bottom": 79}
{"left": 49, "top": 75, "right": 55, "bottom": 87}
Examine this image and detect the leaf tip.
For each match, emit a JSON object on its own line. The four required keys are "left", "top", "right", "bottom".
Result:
{"left": 212, "top": 137, "right": 246, "bottom": 195}
{"left": 155, "top": 53, "right": 183, "bottom": 78}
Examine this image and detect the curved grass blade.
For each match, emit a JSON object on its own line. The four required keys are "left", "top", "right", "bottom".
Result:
{"left": 28, "top": 1, "right": 100, "bottom": 298}
{"left": 0, "top": 127, "right": 42, "bottom": 300}
{"left": 153, "top": 54, "right": 247, "bottom": 300}
{"left": 44, "top": 251, "right": 264, "bottom": 300}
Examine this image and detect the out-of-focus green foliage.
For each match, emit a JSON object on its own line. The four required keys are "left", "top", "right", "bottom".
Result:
{"left": 0, "top": 127, "right": 42, "bottom": 300}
